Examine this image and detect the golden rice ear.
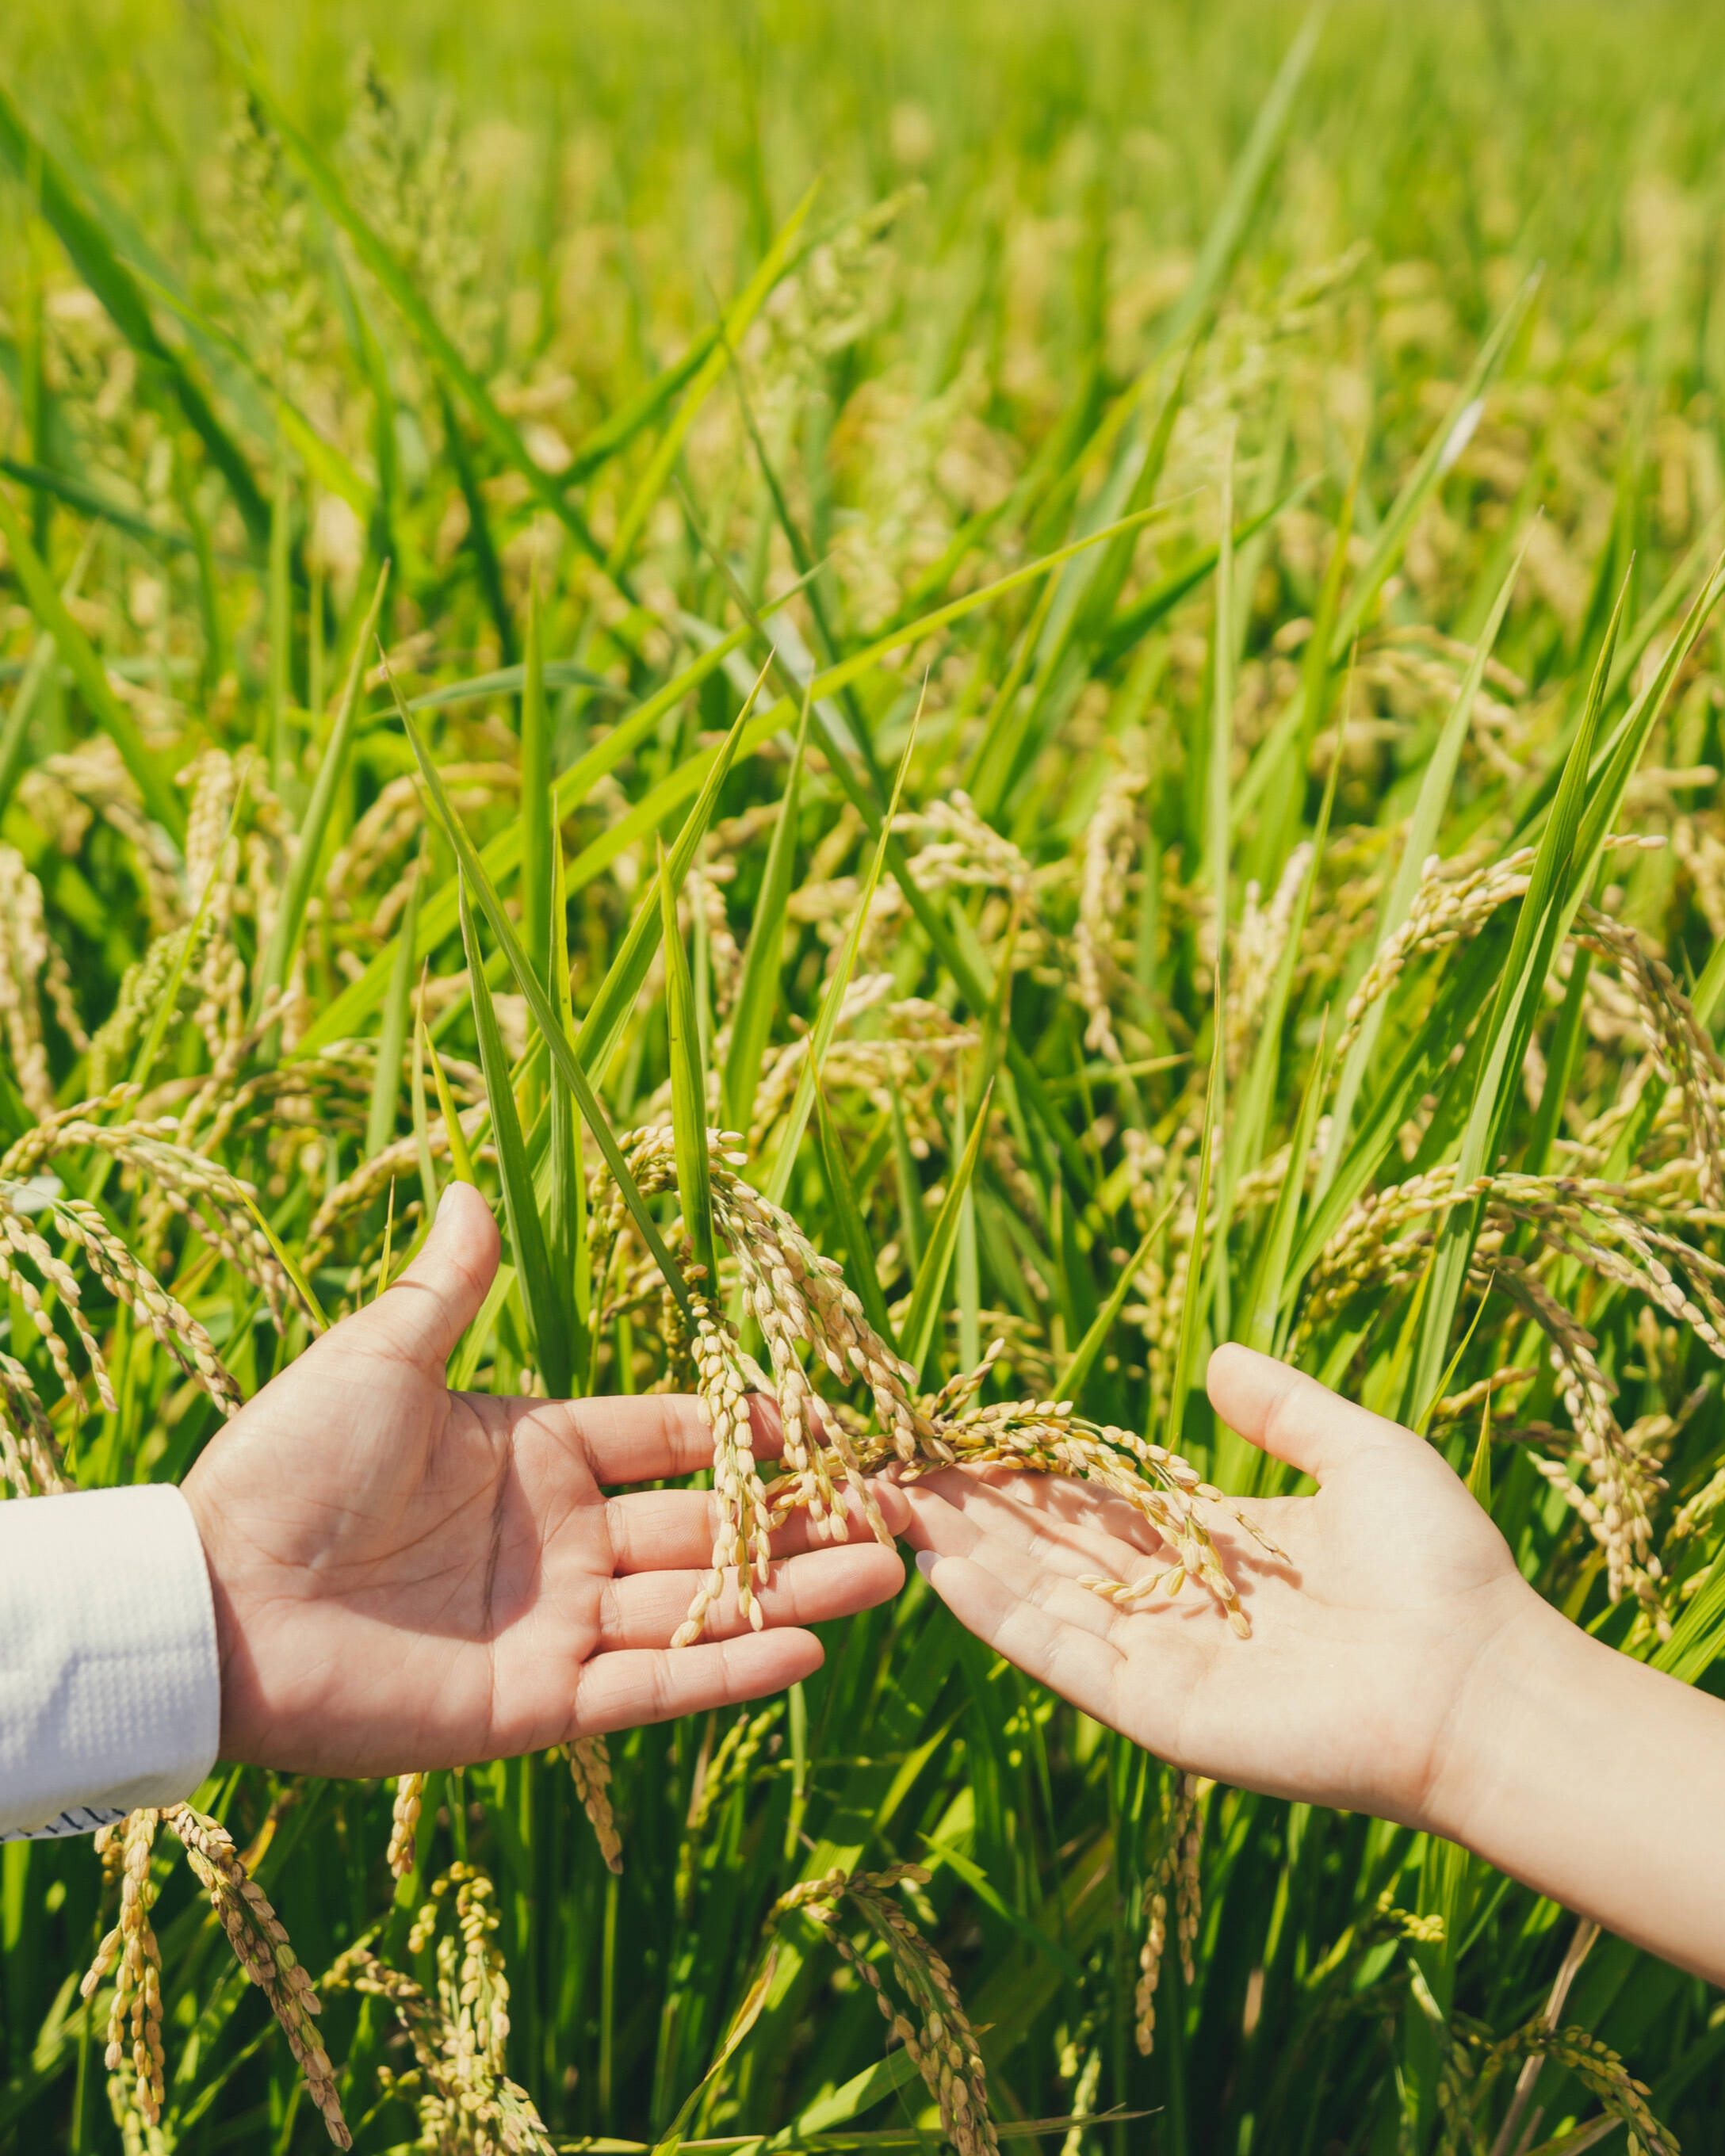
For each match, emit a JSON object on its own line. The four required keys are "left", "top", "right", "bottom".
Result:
{"left": 163, "top": 1805, "right": 350, "bottom": 2148}
{"left": 567, "top": 1736, "right": 623, "bottom": 1874}
{"left": 79, "top": 1810, "right": 166, "bottom": 2128}
{"left": 0, "top": 846, "right": 71, "bottom": 1122}
{"left": 772, "top": 1864, "right": 1000, "bottom": 2156}
{"left": 385, "top": 1771, "right": 426, "bottom": 1879}
{"left": 671, "top": 1303, "right": 772, "bottom": 1646}
{"left": 1135, "top": 1772, "right": 1206, "bottom": 2055}
{"left": 324, "top": 1860, "right": 553, "bottom": 2151}
{"left": 0, "top": 1348, "right": 69, "bottom": 1496}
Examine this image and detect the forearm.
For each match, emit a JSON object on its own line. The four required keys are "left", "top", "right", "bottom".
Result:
{"left": 1430, "top": 1594, "right": 1725, "bottom": 1984}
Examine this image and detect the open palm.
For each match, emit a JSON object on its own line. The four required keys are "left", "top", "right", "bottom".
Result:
{"left": 182, "top": 1184, "right": 905, "bottom": 1779}
{"left": 903, "top": 1344, "right": 1532, "bottom": 1828}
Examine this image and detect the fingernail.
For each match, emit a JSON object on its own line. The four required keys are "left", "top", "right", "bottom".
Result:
{"left": 915, "top": 1550, "right": 939, "bottom": 1581}
{"left": 436, "top": 1182, "right": 458, "bottom": 1219}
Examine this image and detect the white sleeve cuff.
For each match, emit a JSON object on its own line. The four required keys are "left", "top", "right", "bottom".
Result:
{"left": 0, "top": 1485, "right": 221, "bottom": 1840}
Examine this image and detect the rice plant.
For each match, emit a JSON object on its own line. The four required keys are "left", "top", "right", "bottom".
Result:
{"left": 2, "top": 2, "right": 1723, "bottom": 2150}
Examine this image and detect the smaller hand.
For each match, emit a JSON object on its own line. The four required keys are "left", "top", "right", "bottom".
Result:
{"left": 183, "top": 1183, "right": 907, "bottom": 1778}
{"left": 903, "top": 1343, "right": 1539, "bottom": 1830}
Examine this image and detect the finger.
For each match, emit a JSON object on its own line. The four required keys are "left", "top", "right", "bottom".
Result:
{"left": 1207, "top": 1343, "right": 1417, "bottom": 1485}
{"left": 370, "top": 1182, "right": 500, "bottom": 1368}
{"left": 902, "top": 1474, "right": 1162, "bottom": 1585}
{"left": 557, "top": 1393, "right": 790, "bottom": 1485}
{"left": 570, "top": 1630, "right": 826, "bottom": 1734}
{"left": 905, "top": 1488, "right": 1142, "bottom": 1642}
{"left": 606, "top": 1480, "right": 910, "bottom": 1573}
{"left": 599, "top": 1542, "right": 905, "bottom": 1648}
{"left": 916, "top": 1548, "right": 1125, "bottom": 1722}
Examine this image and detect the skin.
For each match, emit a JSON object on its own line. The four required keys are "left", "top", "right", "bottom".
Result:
{"left": 182, "top": 1183, "right": 906, "bottom": 1778}
{"left": 904, "top": 1341, "right": 1725, "bottom": 1986}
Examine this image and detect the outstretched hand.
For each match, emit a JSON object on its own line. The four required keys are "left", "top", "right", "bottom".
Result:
{"left": 182, "top": 1183, "right": 906, "bottom": 1778}
{"left": 903, "top": 1344, "right": 1536, "bottom": 1830}
{"left": 907, "top": 1342, "right": 1725, "bottom": 1985}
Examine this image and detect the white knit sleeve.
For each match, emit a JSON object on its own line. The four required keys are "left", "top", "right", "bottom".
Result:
{"left": 0, "top": 1485, "right": 222, "bottom": 1841}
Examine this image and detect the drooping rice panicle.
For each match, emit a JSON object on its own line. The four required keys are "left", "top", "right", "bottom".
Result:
{"left": 163, "top": 1804, "right": 350, "bottom": 2148}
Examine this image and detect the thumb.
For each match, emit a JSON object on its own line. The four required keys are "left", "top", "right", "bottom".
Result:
{"left": 1207, "top": 1342, "right": 1418, "bottom": 1485}
{"left": 370, "top": 1181, "right": 500, "bottom": 1370}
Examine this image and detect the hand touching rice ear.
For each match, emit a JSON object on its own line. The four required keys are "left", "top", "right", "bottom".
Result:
{"left": 903, "top": 1342, "right": 1725, "bottom": 1987}
{"left": 182, "top": 1183, "right": 906, "bottom": 1779}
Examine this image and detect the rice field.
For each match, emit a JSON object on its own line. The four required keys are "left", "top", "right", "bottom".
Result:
{"left": 2, "top": 1, "right": 1725, "bottom": 2149}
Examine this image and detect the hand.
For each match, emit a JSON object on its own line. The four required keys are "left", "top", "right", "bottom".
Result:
{"left": 182, "top": 1183, "right": 907, "bottom": 1778}
{"left": 902, "top": 1342, "right": 1539, "bottom": 1830}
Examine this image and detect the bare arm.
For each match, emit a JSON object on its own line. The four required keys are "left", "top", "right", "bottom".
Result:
{"left": 1424, "top": 1588, "right": 1725, "bottom": 1981}
{"left": 902, "top": 1342, "right": 1725, "bottom": 1986}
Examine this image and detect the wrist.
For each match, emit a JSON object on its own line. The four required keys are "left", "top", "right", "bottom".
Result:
{"left": 1414, "top": 1577, "right": 1582, "bottom": 1846}
{"left": 180, "top": 1470, "right": 241, "bottom": 1758}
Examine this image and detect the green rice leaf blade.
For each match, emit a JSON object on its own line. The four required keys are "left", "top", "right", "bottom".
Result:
{"left": 658, "top": 839, "right": 719, "bottom": 1293}
{"left": 1329, "top": 269, "right": 1541, "bottom": 660}
{"left": 253, "top": 563, "right": 390, "bottom": 1023}
{"left": 521, "top": 585, "right": 553, "bottom": 993}
{"left": 1406, "top": 570, "right": 1630, "bottom": 1415}
{"left": 725, "top": 693, "right": 811, "bottom": 1139}
{"left": 411, "top": 996, "right": 439, "bottom": 1218}
{"left": 606, "top": 183, "right": 819, "bottom": 574}
{"left": 367, "top": 840, "right": 426, "bottom": 1161}
{"left": 547, "top": 831, "right": 591, "bottom": 1377}
{"left": 902, "top": 1077, "right": 995, "bottom": 1382}
{"left": 1652, "top": 1531, "right": 1725, "bottom": 1684}
{"left": 424, "top": 1017, "right": 479, "bottom": 1187}
{"left": 448, "top": 1262, "right": 518, "bottom": 1393}
{"left": 813, "top": 1087, "right": 900, "bottom": 1355}
{"left": 576, "top": 662, "right": 769, "bottom": 1086}
{"left": 1166, "top": 1049, "right": 1220, "bottom": 1448}
{"left": 1228, "top": 710, "right": 1337, "bottom": 1186}
{"left": 295, "top": 612, "right": 771, "bottom": 1057}
{"left": 388, "top": 665, "right": 694, "bottom": 1317}
{"left": 1157, "top": 0, "right": 1330, "bottom": 351}
{"left": 460, "top": 876, "right": 571, "bottom": 1397}
{"left": 767, "top": 711, "right": 920, "bottom": 1206}
{"left": 1058, "top": 1200, "right": 1173, "bottom": 1407}
{"left": 0, "top": 484, "right": 184, "bottom": 842}
{"left": 1241, "top": 1008, "right": 1330, "bottom": 1357}
{"left": 1320, "top": 529, "right": 1532, "bottom": 1187}
{"left": 0, "top": 83, "right": 269, "bottom": 546}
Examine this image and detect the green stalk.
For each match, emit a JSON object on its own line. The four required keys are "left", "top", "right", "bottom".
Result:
{"left": 253, "top": 563, "right": 390, "bottom": 1024}
{"left": 460, "top": 875, "right": 570, "bottom": 1395}
{"left": 267, "top": 438, "right": 293, "bottom": 788}
{"left": 725, "top": 690, "right": 811, "bottom": 1138}
{"left": 902, "top": 1079, "right": 996, "bottom": 1380}
{"left": 0, "top": 486, "right": 184, "bottom": 841}
{"left": 388, "top": 663, "right": 695, "bottom": 1318}
{"left": 0, "top": 527, "right": 98, "bottom": 826}
{"left": 1166, "top": 1049, "right": 1220, "bottom": 1451}
{"left": 1406, "top": 575, "right": 1629, "bottom": 1419}
{"left": 424, "top": 1018, "right": 478, "bottom": 1187}
{"left": 658, "top": 838, "right": 720, "bottom": 1295}
{"left": 521, "top": 583, "right": 553, "bottom": 994}
{"left": 767, "top": 710, "right": 920, "bottom": 1206}
{"left": 1318, "top": 533, "right": 1532, "bottom": 1193}
{"left": 547, "top": 830, "right": 591, "bottom": 1378}
{"left": 813, "top": 1087, "right": 899, "bottom": 1352}
{"left": 0, "top": 83, "right": 270, "bottom": 545}
{"left": 366, "top": 838, "right": 426, "bottom": 1161}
